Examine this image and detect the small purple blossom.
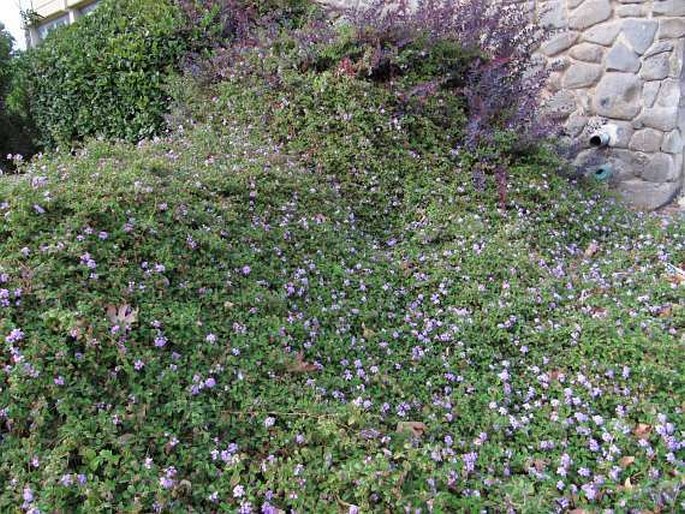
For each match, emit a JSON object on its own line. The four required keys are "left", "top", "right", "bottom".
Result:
{"left": 5, "top": 328, "right": 24, "bottom": 344}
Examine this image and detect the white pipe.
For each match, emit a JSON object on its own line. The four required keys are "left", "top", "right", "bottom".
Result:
{"left": 589, "top": 124, "right": 619, "bottom": 148}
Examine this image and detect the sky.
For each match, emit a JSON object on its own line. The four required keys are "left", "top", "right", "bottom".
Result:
{"left": 0, "top": 0, "right": 28, "bottom": 50}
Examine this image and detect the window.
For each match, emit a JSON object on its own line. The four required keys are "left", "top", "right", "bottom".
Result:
{"left": 80, "top": 1, "right": 101, "bottom": 16}
{"left": 37, "top": 14, "right": 69, "bottom": 40}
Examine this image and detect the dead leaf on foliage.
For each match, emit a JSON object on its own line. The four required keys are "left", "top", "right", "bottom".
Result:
{"left": 584, "top": 242, "right": 600, "bottom": 258}
{"left": 401, "top": 261, "right": 414, "bottom": 277}
{"left": 286, "top": 351, "right": 318, "bottom": 373}
{"left": 396, "top": 421, "right": 427, "bottom": 438}
{"left": 657, "top": 305, "right": 673, "bottom": 318}
{"left": 569, "top": 510, "right": 589, "bottom": 514}
{"left": 550, "top": 369, "right": 564, "bottom": 381}
{"left": 591, "top": 307, "right": 608, "bottom": 319}
{"left": 665, "top": 273, "right": 684, "bottom": 286}
{"left": 106, "top": 304, "right": 138, "bottom": 329}
{"left": 633, "top": 423, "right": 652, "bottom": 439}
{"left": 624, "top": 477, "right": 633, "bottom": 490}
{"left": 532, "top": 459, "right": 547, "bottom": 472}
{"left": 619, "top": 456, "right": 636, "bottom": 468}
{"left": 174, "top": 479, "right": 192, "bottom": 497}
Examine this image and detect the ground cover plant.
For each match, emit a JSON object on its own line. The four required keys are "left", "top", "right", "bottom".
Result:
{"left": 1, "top": 0, "right": 684, "bottom": 512}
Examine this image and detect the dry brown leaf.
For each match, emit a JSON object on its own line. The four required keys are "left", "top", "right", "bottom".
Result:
{"left": 106, "top": 303, "right": 138, "bottom": 329}
{"left": 396, "top": 421, "right": 427, "bottom": 438}
{"left": 591, "top": 307, "right": 608, "bottom": 319}
{"left": 550, "top": 369, "right": 564, "bottom": 381}
{"left": 634, "top": 423, "right": 652, "bottom": 439}
{"left": 658, "top": 305, "right": 673, "bottom": 318}
{"left": 286, "top": 351, "right": 318, "bottom": 373}
{"left": 569, "top": 510, "right": 589, "bottom": 514}
{"left": 624, "top": 477, "right": 633, "bottom": 490}
{"left": 532, "top": 459, "right": 547, "bottom": 472}
{"left": 584, "top": 242, "right": 600, "bottom": 257}
{"left": 619, "top": 456, "right": 636, "bottom": 468}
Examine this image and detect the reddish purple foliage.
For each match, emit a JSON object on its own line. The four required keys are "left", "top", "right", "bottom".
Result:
{"left": 342, "top": 0, "right": 558, "bottom": 203}
{"left": 176, "top": 0, "right": 560, "bottom": 205}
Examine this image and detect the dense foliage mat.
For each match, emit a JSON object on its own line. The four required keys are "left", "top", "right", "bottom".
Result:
{"left": 1, "top": 1, "right": 683, "bottom": 511}
{"left": 0, "top": 105, "right": 683, "bottom": 512}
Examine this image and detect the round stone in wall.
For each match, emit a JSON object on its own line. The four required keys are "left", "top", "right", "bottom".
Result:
{"left": 592, "top": 73, "right": 642, "bottom": 120}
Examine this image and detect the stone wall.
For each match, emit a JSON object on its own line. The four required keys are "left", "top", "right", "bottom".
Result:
{"left": 533, "top": 0, "right": 685, "bottom": 209}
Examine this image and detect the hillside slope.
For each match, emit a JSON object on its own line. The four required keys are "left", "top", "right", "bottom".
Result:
{"left": 1, "top": 46, "right": 684, "bottom": 514}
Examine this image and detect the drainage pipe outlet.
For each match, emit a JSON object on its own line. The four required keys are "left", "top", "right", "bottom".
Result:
{"left": 588, "top": 124, "right": 619, "bottom": 148}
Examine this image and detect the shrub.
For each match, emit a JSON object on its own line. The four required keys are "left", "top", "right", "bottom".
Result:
{"left": 199, "top": 0, "right": 555, "bottom": 225}
{"left": 331, "top": 0, "right": 554, "bottom": 204}
{"left": 14, "top": 0, "right": 187, "bottom": 148}
{"left": 0, "top": 23, "right": 14, "bottom": 170}
{"left": 0, "top": 25, "right": 37, "bottom": 170}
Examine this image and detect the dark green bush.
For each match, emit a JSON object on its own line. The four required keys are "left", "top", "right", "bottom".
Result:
{"left": 14, "top": 0, "right": 187, "bottom": 148}
{"left": 0, "top": 25, "right": 37, "bottom": 170}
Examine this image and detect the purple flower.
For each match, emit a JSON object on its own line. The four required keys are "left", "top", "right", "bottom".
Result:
{"left": 233, "top": 484, "right": 245, "bottom": 498}
{"left": 134, "top": 360, "right": 145, "bottom": 371}
{"left": 241, "top": 265, "right": 251, "bottom": 276}
{"left": 264, "top": 416, "right": 275, "bottom": 429}
{"left": 5, "top": 328, "right": 24, "bottom": 344}
{"left": 462, "top": 452, "right": 478, "bottom": 474}
{"left": 80, "top": 253, "right": 97, "bottom": 269}
{"left": 54, "top": 376, "right": 65, "bottom": 386}
{"left": 159, "top": 466, "right": 176, "bottom": 489}
{"left": 159, "top": 476, "right": 174, "bottom": 489}
{"left": 261, "top": 503, "right": 278, "bottom": 514}
{"left": 581, "top": 482, "right": 597, "bottom": 501}
{"left": 154, "top": 335, "right": 168, "bottom": 348}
